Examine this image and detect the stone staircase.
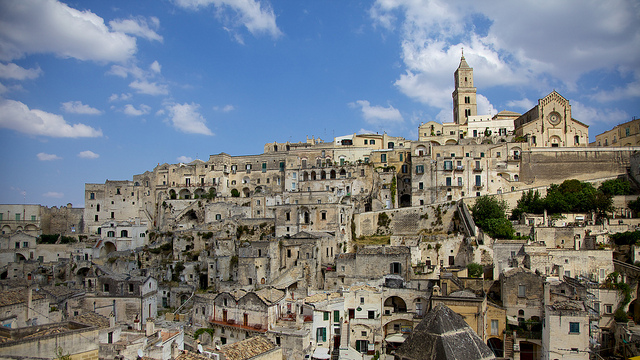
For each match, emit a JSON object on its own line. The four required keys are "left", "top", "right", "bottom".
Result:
{"left": 504, "top": 333, "right": 514, "bottom": 359}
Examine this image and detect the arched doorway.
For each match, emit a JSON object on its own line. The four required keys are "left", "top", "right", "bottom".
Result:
{"left": 179, "top": 189, "right": 191, "bottom": 199}
{"left": 100, "top": 241, "right": 117, "bottom": 258}
{"left": 383, "top": 296, "right": 407, "bottom": 314}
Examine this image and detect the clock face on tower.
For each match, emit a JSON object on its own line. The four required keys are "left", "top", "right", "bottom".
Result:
{"left": 549, "top": 112, "right": 561, "bottom": 125}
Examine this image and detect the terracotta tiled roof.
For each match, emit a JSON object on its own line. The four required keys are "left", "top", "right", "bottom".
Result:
{"left": 304, "top": 292, "right": 341, "bottom": 304}
{"left": 70, "top": 312, "right": 110, "bottom": 328}
{"left": 0, "top": 289, "right": 46, "bottom": 307}
{"left": 348, "top": 284, "right": 378, "bottom": 292}
{"left": 254, "top": 288, "right": 285, "bottom": 304}
{"left": 219, "top": 335, "right": 276, "bottom": 360}
{"left": 161, "top": 331, "right": 179, "bottom": 342}
{"left": 23, "top": 326, "right": 69, "bottom": 339}
{"left": 174, "top": 351, "right": 210, "bottom": 360}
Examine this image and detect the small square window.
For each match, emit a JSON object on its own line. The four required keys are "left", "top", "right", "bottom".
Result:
{"left": 569, "top": 322, "right": 579, "bottom": 334}
{"left": 518, "top": 285, "right": 526, "bottom": 297}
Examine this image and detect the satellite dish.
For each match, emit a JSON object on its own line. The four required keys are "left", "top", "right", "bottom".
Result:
{"left": 138, "top": 349, "right": 144, "bottom": 358}
{"left": 197, "top": 344, "right": 204, "bottom": 353}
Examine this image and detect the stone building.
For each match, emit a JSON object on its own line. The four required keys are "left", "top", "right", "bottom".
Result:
{"left": 542, "top": 301, "right": 589, "bottom": 360}
{"left": 523, "top": 245, "right": 613, "bottom": 281}
{"left": 0, "top": 204, "right": 41, "bottom": 236}
{"left": 85, "top": 274, "right": 157, "bottom": 325}
{"left": 594, "top": 116, "right": 640, "bottom": 147}
{"left": 276, "top": 231, "right": 338, "bottom": 290}
{"left": 326, "top": 246, "right": 411, "bottom": 290}
{"left": 514, "top": 91, "right": 589, "bottom": 148}
{"left": 197, "top": 287, "right": 286, "bottom": 347}
{"left": 500, "top": 267, "right": 545, "bottom": 323}
{"left": 0, "top": 288, "right": 49, "bottom": 328}
{"left": 96, "top": 218, "right": 148, "bottom": 256}
{"left": 0, "top": 320, "right": 100, "bottom": 359}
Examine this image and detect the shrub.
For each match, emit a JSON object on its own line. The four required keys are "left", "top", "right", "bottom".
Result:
{"left": 467, "top": 263, "right": 483, "bottom": 278}
{"left": 614, "top": 308, "right": 629, "bottom": 323}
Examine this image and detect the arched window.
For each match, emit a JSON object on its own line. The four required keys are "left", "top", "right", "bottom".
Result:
{"left": 107, "top": 231, "right": 115, "bottom": 237}
{"left": 120, "top": 230, "right": 128, "bottom": 238}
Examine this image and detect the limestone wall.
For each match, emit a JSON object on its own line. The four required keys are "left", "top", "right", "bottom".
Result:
{"left": 519, "top": 148, "right": 634, "bottom": 186}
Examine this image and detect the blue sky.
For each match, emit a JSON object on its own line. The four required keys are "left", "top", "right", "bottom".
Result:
{"left": 0, "top": 0, "right": 639, "bottom": 208}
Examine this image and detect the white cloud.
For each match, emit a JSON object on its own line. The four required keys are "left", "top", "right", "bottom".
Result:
{"left": 177, "top": 156, "right": 193, "bottom": 163}
{"left": 61, "top": 101, "right": 102, "bottom": 115}
{"left": 37, "top": 152, "right": 61, "bottom": 161}
{"left": 350, "top": 100, "right": 403, "bottom": 124}
{"left": 150, "top": 60, "right": 161, "bottom": 73}
{"left": 123, "top": 104, "right": 151, "bottom": 116}
{"left": 78, "top": 150, "right": 100, "bottom": 159}
{"left": 589, "top": 77, "right": 640, "bottom": 103}
{"left": 0, "top": 0, "right": 136, "bottom": 62}
{"left": 165, "top": 102, "right": 213, "bottom": 135}
{"left": 109, "top": 16, "right": 163, "bottom": 42}
{"left": 214, "top": 104, "right": 235, "bottom": 112}
{"left": 506, "top": 98, "right": 535, "bottom": 111}
{"left": 129, "top": 80, "right": 169, "bottom": 95}
{"left": 0, "top": 63, "right": 42, "bottom": 80}
{"left": 476, "top": 94, "right": 496, "bottom": 116}
{"left": 0, "top": 99, "right": 103, "bottom": 137}
{"left": 108, "top": 93, "right": 132, "bottom": 102}
{"left": 108, "top": 64, "right": 146, "bottom": 79}
{"left": 43, "top": 191, "right": 64, "bottom": 198}
{"left": 175, "top": 0, "right": 282, "bottom": 39}
{"left": 571, "top": 101, "right": 629, "bottom": 126}
{"left": 370, "top": 0, "right": 640, "bottom": 112}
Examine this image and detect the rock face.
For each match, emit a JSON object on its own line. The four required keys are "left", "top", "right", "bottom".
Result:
{"left": 394, "top": 303, "right": 495, "bottom": 360}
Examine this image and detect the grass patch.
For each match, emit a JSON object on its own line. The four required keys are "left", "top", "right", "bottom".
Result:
{"left": 354, "top": 235, "right": 390, "bottom": 246}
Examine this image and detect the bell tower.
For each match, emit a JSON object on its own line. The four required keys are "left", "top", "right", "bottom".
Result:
{"left": 452, "top": 50, "right": 477, "bottom": 125}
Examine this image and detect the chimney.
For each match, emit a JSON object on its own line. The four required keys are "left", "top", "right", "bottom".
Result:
{"left": 26, "top": 287, "right": 33, "bottom": 322}
{"left": 146, "top": 318, "right": 155, "bottom": 336}
{"left": 543, "top": 281, "right": 550, "bottom": 307}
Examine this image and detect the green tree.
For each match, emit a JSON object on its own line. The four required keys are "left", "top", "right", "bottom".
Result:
{"left": 511, "top": 190, "right": 545, "bottom": 220}
{"left": 629, "top": 196, "right": 640, "bottom": 214}
{"left": 230, "top": 189, "right": 240, "bottom": 197}
{"left": 610, "top": 230, "right": 640, "bottom": 246}
{"left": 470, "top": 196, "right": 514, "bottom": 239}
{"left": 599, "top": 178, "right": 632, "bottom": 196}
{"left": 466, "top": 263, "right": 483, "bottom": 278}
{"left": 544, "top": 180, "right": 601, "bottom": 214}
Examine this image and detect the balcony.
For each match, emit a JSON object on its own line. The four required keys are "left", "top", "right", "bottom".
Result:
{"left": 515, "top": 329, "right": 542, "bottom": 340}
{"left": 473, "top": 183, "right": 484, "bottom": 189}
{"left": 508, "top": 155, "right": 520, "bottom": 162}
{"left": 472, "top": 167, "right": 483, "bottom": 172}
{"left": 382, "top": 311, "right": 415, "bottom": 322}
{"left": 455, "top": 165, "right": 464, "bottom": 171}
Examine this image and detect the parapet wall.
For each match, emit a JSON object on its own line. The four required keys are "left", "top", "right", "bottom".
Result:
{"left": 519, "top": 148, "right": 636, "bottom": 186}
